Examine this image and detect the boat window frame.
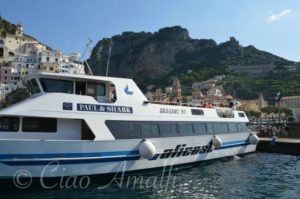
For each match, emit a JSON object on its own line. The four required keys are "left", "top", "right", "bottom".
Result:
{"left": 39, "top": 78, "right": 74, "bottom": 94}
{"left": 26, "top": 80, "right": 35, "bottom": 95}
{"left": 86, "top": 81, "right": 106, "bottom": 98}
{"left": 106, "top": 120, "right": 247, "bottom": 139}
{"left": 191, "top": 109, "right": 204, "bottom": 116}
{"left": 30, "top": 78, "right": 41, "bottom": 94}
{"left": 22, "top": 117, "right": 57, "bottom": 133}
{"left": 0, "top": 116, "right": 19, "bottom": 132}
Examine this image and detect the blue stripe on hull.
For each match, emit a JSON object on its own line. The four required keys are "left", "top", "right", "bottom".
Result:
{"left": 0, "top": 150, "right": 140, "bottom": 160}
{"left": 0, "top": 140, "right": 252, "bottom": 166}
{"left": 2, "top": 156, "right": 141, "bottom": 166}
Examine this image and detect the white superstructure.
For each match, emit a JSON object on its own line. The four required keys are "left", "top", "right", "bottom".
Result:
{"left": 0, "top": 72, "right": 259, "bottom": 178}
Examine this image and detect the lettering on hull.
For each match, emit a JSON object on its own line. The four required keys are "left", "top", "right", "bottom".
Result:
{"left": 150, "top": 143, "right": 213, "bottom": 160}
{"left": 77, "top": 103, "right": 133, "bottom": 114}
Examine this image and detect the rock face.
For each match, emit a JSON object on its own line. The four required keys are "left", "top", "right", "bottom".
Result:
{"left": 88, "top": 26, "right": 293, "bottom": 89}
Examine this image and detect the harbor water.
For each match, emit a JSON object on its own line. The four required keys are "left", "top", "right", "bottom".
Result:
{"left": 1, "top": 153, "right": 300, "bottom": 199}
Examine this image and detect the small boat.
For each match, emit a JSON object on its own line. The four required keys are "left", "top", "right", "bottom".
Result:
{"left": 0, "top": 72, "right": 259, "bottom": 178}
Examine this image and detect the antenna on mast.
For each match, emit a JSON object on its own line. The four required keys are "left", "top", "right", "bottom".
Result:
{"left": 81, "top": 37, "right": 93, "bottom": 76}
{"left": 105, "top": 39, "right": 112, "bottom": 77}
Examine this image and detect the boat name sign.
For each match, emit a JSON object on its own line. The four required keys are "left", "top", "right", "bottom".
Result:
{"left": 77, "top": 103, "right": 133, "bottom": 114}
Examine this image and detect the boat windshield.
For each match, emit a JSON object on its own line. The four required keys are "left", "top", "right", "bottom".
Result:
{"left": 40, "top": 78, "right": 73, "bottom": 94}
{"left": 26, "top": 78, "right": 41, "bottom": 95}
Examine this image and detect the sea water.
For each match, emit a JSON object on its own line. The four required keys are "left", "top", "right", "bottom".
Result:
{"left": 1, "top": 153, "right": 300, "bottom": 199}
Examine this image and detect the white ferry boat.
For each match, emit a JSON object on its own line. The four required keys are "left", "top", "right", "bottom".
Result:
{"left": 0, "top": 72, "right": 259, "bottom": 178}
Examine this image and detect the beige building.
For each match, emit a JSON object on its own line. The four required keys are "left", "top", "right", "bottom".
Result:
{"left": 0, "top": 24, "right": 45, "bottom": 63}
{"left": 171, "top": 78, "right": 182, "bottom": 102}
{"left": 238, "top": 93, "right": 268, "bottom": 111}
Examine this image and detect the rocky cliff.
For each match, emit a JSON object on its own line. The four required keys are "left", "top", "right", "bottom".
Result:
{"left": 88, "top": 26, "right": 295, "bottom": 90}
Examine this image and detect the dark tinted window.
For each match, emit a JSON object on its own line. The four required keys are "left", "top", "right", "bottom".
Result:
{"left": 87, "top": 82, "right": 105, "bottom": 97}
{"left": 238, "top": 112, "right": 245, "bottom": 117}
{"left": 105, "top": 121, "right": 134, "bottom": 139}
{"left": 213, "top": 123, "right": 223, "bottom": 133}
{"left": 206, "top": 123, "right": 214, "bottom": 134}
{"left": 106, "top": 120, "right": 248, "bottom": 139}
{"left": 178, "top": 123, "right": 193, "bottom": 135}
{"left": 22, "top": 117, "right": 57, "bottom": 132}
{"left": 193, "top": 123, "right": 207, "bottom": 134}
{"left": 241, "top": 123, "right": 249, "bottom": 132}
{"left": 237, "top": 123, "right": 242, "bottom": 132}
{"left": 228, "top": 123, "right": 238, "bottom": 132}
{"left": 0, "top": 117, "right": 19, "bottom": 131}
{"left": 159, "top": 123, "right": 178, "bottom": 136}
{"left": 40, "top": 78, "right": 73, "bottom": 93}
{"left": 76, "top": 81, "right": 86, "bottom": 95}
{"left": 213, "top": 123, "right": 229, "bottom": 133}
{"left": 128, "top": 123, "right": 140, "bottom": 137}
{"left": 140, "top": 124, "right": 159, "bottom": 138}
{"left": 191, "top": 109, "right": 204, "bottom": 116}
{"left": 26, "top": 81, "right": 35, "bottom": 95}
{"left": 31, "top": 79, "right": 41, "bottom": 93}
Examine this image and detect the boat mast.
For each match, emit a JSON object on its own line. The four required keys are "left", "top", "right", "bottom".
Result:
{"left": 81, "top": 38, "right": 93, "bottom": 76}
{"left": 106, "top": 39, "right": 112, "bottom": 77}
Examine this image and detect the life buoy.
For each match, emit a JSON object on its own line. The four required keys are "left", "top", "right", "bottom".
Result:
{"left": 139, "top": 140, "right": 156, "bottom": 159}
{"left": 249, "top": 134, "right": 259, "bottom": 145}
{"left": 212, "top": 135, "right": 222, "bottom": 149}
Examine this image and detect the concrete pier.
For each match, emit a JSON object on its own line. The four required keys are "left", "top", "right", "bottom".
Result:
{"left": 257, "top": 138, "right": 300, "bottom": 156}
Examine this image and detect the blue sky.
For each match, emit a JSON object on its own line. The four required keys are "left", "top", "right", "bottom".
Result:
{"left": 1, "top": 0, "right": 299, "bottom": 61}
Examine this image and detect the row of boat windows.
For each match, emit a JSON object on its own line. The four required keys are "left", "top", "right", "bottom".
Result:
{"left": 105, "top": 120, "right": 249, "bottom": 139}
{"left": 26, "top": 78, "right": 106, "bottom": 98}
{"left": 0, "top": 117, "right": 57, "bottom": 132}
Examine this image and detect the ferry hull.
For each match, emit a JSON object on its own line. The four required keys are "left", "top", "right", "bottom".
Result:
{"left": 0, "top": 133, "right": 257, "bottom": 178}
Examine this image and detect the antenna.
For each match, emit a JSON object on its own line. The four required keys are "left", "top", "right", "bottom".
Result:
{"left": 81, "top": 38, "right": 93, "bottom": 76}
{"left": 105, "top": 39, "right": 112, "bottom": 77}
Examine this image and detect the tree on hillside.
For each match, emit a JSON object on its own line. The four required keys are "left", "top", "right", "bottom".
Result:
{"left": 261, "top": 105, "right": 293, "bottom": 116}
{"left": 245, "top": 110, "right": 262, "bottom": 119}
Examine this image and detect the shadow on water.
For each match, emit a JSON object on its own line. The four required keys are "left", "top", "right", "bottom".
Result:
{"left": 1, "top": 153, "right": 300, "bottom": 199}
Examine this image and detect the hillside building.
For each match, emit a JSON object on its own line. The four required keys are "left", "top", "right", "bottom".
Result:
{"left": 171, "top": 78, "right": 182, "bottom": 102}
{"left": 0, "top": 24, "right": 86, "bottom": 100}
{"left": 228, "top": 64, "right": 275, "bottom": 75}
{"left": 238, "top": 93, "right": 268, "bottom": 111}
{"left": 280, "top": 96, "right": 300, "bottom": 117}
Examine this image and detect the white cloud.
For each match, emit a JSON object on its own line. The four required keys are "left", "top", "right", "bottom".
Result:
{"left": 266, "top": 9, "right": 291, "bottom": 23}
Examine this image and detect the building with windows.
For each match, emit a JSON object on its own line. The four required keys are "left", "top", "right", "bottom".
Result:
{"left": 228, "top": 64, "right": 275, "bottom": 75}
{"left": 0, "top": 24, "right": 86, "bottom": 100}
{"left": 0, "top": 67, "right": 20, "bottom": 85}
{"left": 207, "top": 88, "right": 223, "bottom": 97}
{"left": 280, "top": 96, "right": 300, "bottom": 117}
{"left": 0, "top": 67, "right": 21, "bottom": 100}
{"left": 284, "top": 65, "right": 297, "bottom": 72}
{"left": 0, "top": 24, "right": 43, "bottom": 63}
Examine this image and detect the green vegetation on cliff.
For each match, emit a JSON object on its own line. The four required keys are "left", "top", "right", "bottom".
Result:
{"left": 224, "top": 71, "right": 300, "bottom": 100}
{"left": 88, "top": 26, "right": 298, "bottom": 98}
{"left": 0, "top": 17, "right": 16, "bottom": 37}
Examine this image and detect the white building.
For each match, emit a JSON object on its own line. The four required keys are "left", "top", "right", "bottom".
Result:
{"left": 0, "top": 24, "right": 86, "bottom": 100}
{"left": 0, "top": 24, "right": 43, "bottom": 63}
{"left": 228, "top": 64, "right": 275, "bottom": 75}
{"left": 207, "top": 88, "right": 223, "bottom": 97}
{"left": 280, "top": 96, "right": 300, "bottom": 117}
{"left": 284, "top": 65, "right": 297, "bottom": 72}
{"left": 192, "top": 81, "right": 215, "bottom": 90}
